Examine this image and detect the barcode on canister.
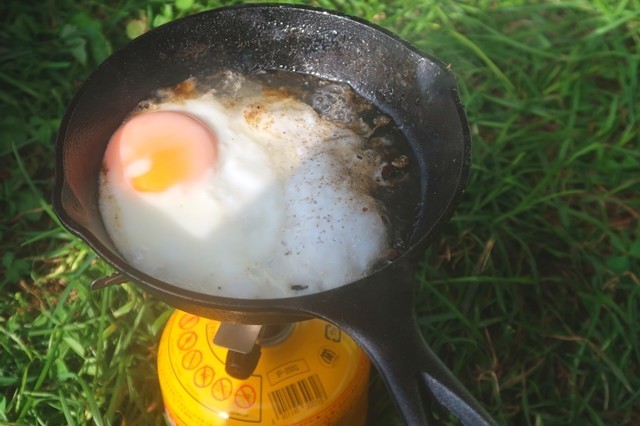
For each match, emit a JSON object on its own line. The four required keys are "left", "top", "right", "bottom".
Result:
{"left": 268, "top": 374, "right": 327, "bottom": 418}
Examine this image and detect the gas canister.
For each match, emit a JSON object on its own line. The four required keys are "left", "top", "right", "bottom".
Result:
{"left": 157, "top": 310, "right": 370, "bottom": 425}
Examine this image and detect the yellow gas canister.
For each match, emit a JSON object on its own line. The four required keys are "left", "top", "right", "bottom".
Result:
{"left": 157, "top": 310, "right": 370, "bottom": 425}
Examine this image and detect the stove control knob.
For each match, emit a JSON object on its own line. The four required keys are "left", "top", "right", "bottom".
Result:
{"left": 225, "top": 344, "right": 262, "bottom": 380}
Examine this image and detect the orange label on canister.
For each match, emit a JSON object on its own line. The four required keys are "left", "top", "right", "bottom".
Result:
{"left": 157, "top": 310, "right": 370, "bottom": 425}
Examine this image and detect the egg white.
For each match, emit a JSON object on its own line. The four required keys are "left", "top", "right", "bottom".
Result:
{"left": 99, "top": 89, "right": 387, "bottom": 298}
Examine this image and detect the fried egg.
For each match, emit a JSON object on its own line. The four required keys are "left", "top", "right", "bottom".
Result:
{"left": 99, "top": 81, "right": 388, "bottom": 298}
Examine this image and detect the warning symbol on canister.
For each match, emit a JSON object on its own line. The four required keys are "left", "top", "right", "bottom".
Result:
{"left": 324, "top": 324, "right": 342, "bottom": 342}
{"left": 234, "top": 385, "right": 257, "bottom": 409}
{"left": 194, "top": 365, "right": 214, "bottom": 388}
{"left": 212, "top": 378, "right": 232, "bottom": 401}
{"left": 178, "top": 314, "right": 199, "bottom": 330}
{"left": 319, "top": 347, "right": 340, "bottom": 367}
{"left": 182, "top": 350, "right": 203, "bottom": 370}
{"left": 177, "top": 331, "right": 197, "bottom": 351}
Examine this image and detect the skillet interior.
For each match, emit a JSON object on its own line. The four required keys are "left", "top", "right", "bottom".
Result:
{"left": 53, "top": 4, "right": 470, "bottom": 322}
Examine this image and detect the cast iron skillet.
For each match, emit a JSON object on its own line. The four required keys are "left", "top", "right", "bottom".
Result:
{"left": 53, "top": 4, "right": 495, "bottom": 425}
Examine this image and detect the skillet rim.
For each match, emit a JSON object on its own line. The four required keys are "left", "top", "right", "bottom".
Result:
{"left": 52, "top": 3, "right": 471, "bottom": 316}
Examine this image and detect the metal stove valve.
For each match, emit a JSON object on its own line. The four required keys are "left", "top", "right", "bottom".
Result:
{"left": 213, "top": 323, "right": 294, "bottom": 380}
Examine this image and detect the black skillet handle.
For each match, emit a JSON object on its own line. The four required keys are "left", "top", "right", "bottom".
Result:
{"left": 306, "top": 264, "right": 496, "bottom": 425}
{"left": 365, "top": 310, "right": 497, "bottom": 425}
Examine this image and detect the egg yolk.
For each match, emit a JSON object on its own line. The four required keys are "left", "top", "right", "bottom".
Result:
{"left": 106, "top": 111, "right": 218, "bottom": 192}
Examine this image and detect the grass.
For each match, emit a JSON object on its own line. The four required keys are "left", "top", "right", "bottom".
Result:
{"left": 1, "top": 0, "right": 638, "bottom": 424}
